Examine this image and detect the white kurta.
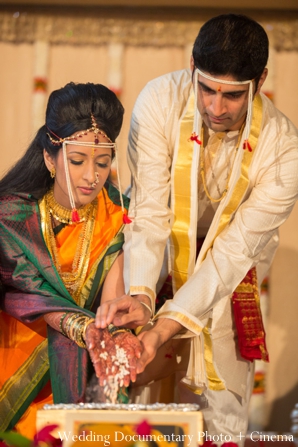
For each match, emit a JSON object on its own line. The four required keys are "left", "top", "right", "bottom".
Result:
{"left": 124, "top": 69, "right": 298, "bottom": 399}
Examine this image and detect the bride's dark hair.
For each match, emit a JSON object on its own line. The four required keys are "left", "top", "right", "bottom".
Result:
{"left": 0, "top": 82, "right": 124, "bottom": 199}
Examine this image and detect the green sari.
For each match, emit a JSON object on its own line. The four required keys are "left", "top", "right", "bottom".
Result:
{"left": 0, "top": 182, "right": 128, "bottom": 431}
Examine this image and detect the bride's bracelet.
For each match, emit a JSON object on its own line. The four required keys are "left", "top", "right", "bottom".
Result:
{"left": 82, "top": 318, "right": 95, "bottom": 341}
{"left": 61, "top": 313, "right": 95, "bottom": 349}
{"left": 107, "top": 324, "right": 132, "bottom": 337}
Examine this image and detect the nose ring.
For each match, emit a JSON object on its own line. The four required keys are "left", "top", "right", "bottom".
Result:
{"left": 91, "top": 172, "right": 100, "bottom": 188}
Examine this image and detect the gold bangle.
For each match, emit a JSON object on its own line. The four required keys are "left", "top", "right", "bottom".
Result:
{"left": 69, "top": 316, "right": 87, "bottom": 337}
{"left": 69, "top": 316, "right": 91, "bottom": 349}
{"left": 74, "top": 324, "right": 87, "bottom": 349}
{"left": 63, "top": 313, "right": 90, "bottom": 348}
{"left": 77, "top": 316, "right": 95, "bottom": 348}
{"left": 65, "top": 313, "right": 84, "bottom": 340}
{"left": 107, "top": 324, "right": 132, "bottom": 336}
{"left": 63, "top": 313, "right": 81, "bottom": 338}
{"left": 82, "top": 318, "right": 95, "bottom": 341}
{"left": 111, "top": 329, "right": 131, "bottom": 336}
{"left": 68, "top": 316, "right": 85, "bottom": 340}
{"left": 70, "top": 317, "right": 88, "bottom": 342}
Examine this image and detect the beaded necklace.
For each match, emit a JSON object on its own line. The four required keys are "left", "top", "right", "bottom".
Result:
{"left": 43, "top": 189, "right": 98, "bottom": 303}
{"left": 200, "top": 124, "right": 244, "bottom": 203}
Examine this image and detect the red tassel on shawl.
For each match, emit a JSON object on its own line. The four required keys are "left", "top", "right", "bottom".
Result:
{"left": 123, "top": 213, "right": 132, "bottom": 224}
{"left": 189, "top": 133, "right": 202, "bottom": 145}
{"left": 243, "top": 139, "right": 253, "bottom": 152}
{"left": 232, "top": 268, "right": 269, "bottom": 362}
{"left": 71, "top": 209, "right": 80, "bottom": 223}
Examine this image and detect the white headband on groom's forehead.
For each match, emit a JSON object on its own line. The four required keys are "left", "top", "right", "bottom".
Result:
{"left": 196, "top": 67, "right": 252, "bottom": 86}
{"left": 192, "top": 67, "right": 254, "bottom": 151}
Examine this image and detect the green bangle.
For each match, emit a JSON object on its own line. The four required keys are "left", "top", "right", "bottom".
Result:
{"left": 59, "top": 312, "right": 69, "bottom": 336}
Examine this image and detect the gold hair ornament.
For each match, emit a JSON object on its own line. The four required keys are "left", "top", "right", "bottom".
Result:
{"left": 46, "top": 113, "right": 113, "bottom": 146}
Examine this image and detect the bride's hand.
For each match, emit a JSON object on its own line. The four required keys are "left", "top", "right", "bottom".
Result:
{"left": 84, "top": 323, "right": 142, "bottom": 387}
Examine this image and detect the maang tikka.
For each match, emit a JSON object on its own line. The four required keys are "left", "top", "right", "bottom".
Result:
{"left": 46, "top": 113, "right": 132, "bottom": 224}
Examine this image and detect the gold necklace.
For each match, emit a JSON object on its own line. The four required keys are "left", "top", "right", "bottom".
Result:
{"left": 45, "top": 188, "right": 94, "bottom": 224}
{"left": 43, "top": 189, "right": 98, "bottom": 303}
{"left": 200, "top": 124, "right": 244, "bottom": 203}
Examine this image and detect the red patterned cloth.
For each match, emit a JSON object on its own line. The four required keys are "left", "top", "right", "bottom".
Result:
{"left": 156, "top": 239, "right": 268, "bottom": 362}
